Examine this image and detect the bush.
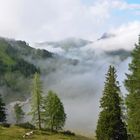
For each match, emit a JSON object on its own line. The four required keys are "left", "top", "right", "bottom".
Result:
{"left": 1, "top": 123, "right": 11, "bottom": 128}
{"left": 16, "top": 122, "right": 35, "bottom": 129}
{"left": 62, "top": 130, "right": 75, "bottom": 136}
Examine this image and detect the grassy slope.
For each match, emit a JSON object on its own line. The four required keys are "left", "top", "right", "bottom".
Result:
{"left": 0, "top": 126, "right": 94, "bottom": 140}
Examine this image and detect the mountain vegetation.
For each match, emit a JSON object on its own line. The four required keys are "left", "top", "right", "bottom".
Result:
{"left": 0, "top": 94, "right": 6, "bottom": 123}
{"left": 43, "top": 90, "right": 66, "bottom": 131}
{"left": 105, "top": 49, "right": 130, "bottom": 61}
{"left": 0, "top": 37, "right": 52, "bottom": 103}
{"left": 96, "top": 66, "right": 127, "bottom": 140}
{"left": 30, "top": 73, "right": 43, "bottom": 130}
{"left": 125, "top": 36, "right": 140, "bottom": 139}
{"left": 14, "top": 103, "right": 25, "bottom": 124}
{"left": 0, "top": 125, "right": 94, "bottom": 140}
{"left": 29, "top": 73, "right": 66, "bottom": 131}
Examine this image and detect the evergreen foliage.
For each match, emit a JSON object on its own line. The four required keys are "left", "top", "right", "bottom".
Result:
{"left": 30, "top": 73, "right": 43, "bottom": 130}
{"left": 11, "top": 59, "right": 40, "bottom": 77}
{"left": 16, "top": 122, "right": 35, "bottom": 129}
{"left": 96, "top": 66, "right": 127, "bottom": 140}
{"left": 125, "top": 36, "right": 140, "bottom": 139}
{"left": 43, "top": 90, "right": 66, "bottom": 131}
{"left": 0, "top": 94, "right": 6, "bottom": 123}
{"left": 14, "top": 103, "right": 25, "bottom": 124}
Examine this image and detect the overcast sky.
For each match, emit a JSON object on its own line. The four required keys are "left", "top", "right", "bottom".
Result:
{"left": 0, "top": 0, "right": 140, "bottom": 42}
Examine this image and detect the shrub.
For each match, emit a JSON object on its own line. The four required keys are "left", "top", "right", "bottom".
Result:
{"left": 62, "top": 130, "right": 75, "bottom": 136}
{"left": 16, "top": 122, "right": 35, "bottom": 129}
{"left": 1, "top": 123, "right": 11, "bottom": 128}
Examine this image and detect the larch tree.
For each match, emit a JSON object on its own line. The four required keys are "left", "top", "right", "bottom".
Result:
{"left": 125, "top": 36, "right": 140, "bottom": 139}
{"left": 43, "top": 90, "right": 66, "bottom": 131}
{"left": 30, "top": 72, "right": 43, "bottom": 130}
{"left": 96, "top": 65, "right": 127, "bottom": 140}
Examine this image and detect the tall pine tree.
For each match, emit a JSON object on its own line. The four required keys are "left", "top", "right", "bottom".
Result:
{"left": 96, "top": 66, "right": 127, "bottom": 140}
{"left": 0, "top": 94, "right": 6, "bottom": 123}
{"left": 30, "top": 73, "right": 43, "bottom": 130}
{"left": 125, "top": 36, "right": 140, "bottom": 139}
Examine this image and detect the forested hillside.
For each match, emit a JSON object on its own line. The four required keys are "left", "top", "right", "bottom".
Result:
{"left": 0, "top": 38, "right": 52, "bottom": 102}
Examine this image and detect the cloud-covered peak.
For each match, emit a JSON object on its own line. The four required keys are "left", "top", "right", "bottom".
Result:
{"left": 91, "top": 21, "right": 140, "bottom": 51}
{"left": 98, "top": 33, "right": 116, "bottom": 40}
{"left": 37, "top": 38, "right": 91, "bottom": 48}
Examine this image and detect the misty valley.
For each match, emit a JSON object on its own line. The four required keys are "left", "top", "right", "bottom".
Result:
{"left": 0, "top": 34, "right": 139, "bottom": 140}
{"left": 0, "top": 0, "right": 140, "bottom": 139}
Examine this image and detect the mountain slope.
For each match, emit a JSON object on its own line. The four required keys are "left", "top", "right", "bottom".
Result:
{"left": 0, "top": 38, "right": 52, "bottom": 103}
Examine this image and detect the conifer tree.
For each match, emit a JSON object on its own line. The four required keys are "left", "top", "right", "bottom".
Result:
{"left": 0, "top": 94, "right": 6, "bottom": 123}
{"left": 30, "top": 73, "right": 43, "bottom": 130}
{"left": 14, "top": 103, "right": 25, "bottom": 124}
{"left": 125, "top": 36, "right": 140, "bottom": 139}
{"left": 43, "top": 90, "right": 66, "bottom": 131}
{"left": 96, "top": 66, "right": 127, "bottom": 140}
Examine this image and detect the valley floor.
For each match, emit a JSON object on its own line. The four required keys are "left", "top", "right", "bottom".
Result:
{"left": 0, "top": 126, "right": 94, "bottom": 140}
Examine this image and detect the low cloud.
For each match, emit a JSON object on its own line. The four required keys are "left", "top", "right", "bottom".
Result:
{"left": 88, "top": 21, "right": 140, "bottom": 51}
{"left": 0, "top": 0, "right": 139, "bottom": 42}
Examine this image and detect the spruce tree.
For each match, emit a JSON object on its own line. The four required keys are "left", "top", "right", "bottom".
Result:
{"left": 96, "top": 66, "right": 127, "bottom": 140}
{"left": 30, "top": 73, "right": 43, "bottom": 130}
{"left": 125, "top": 36, "right": 140, "bottom": 139}
{"left": 43, "top": 90, "right": 66, "bottom": 131}
{"left": 0, "top": 94, "right": 6, "bottom": 123}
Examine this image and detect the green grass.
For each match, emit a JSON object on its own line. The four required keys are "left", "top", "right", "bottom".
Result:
{"left": 0, "top": 126, "right": 94, "bottom": 140}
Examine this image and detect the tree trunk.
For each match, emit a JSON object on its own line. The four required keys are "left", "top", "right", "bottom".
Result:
{"left": 37, "top": 92, "right": 41, "bottom": 130}
{"left": 51, "top": 116, "right": 54, "bottom": 132}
